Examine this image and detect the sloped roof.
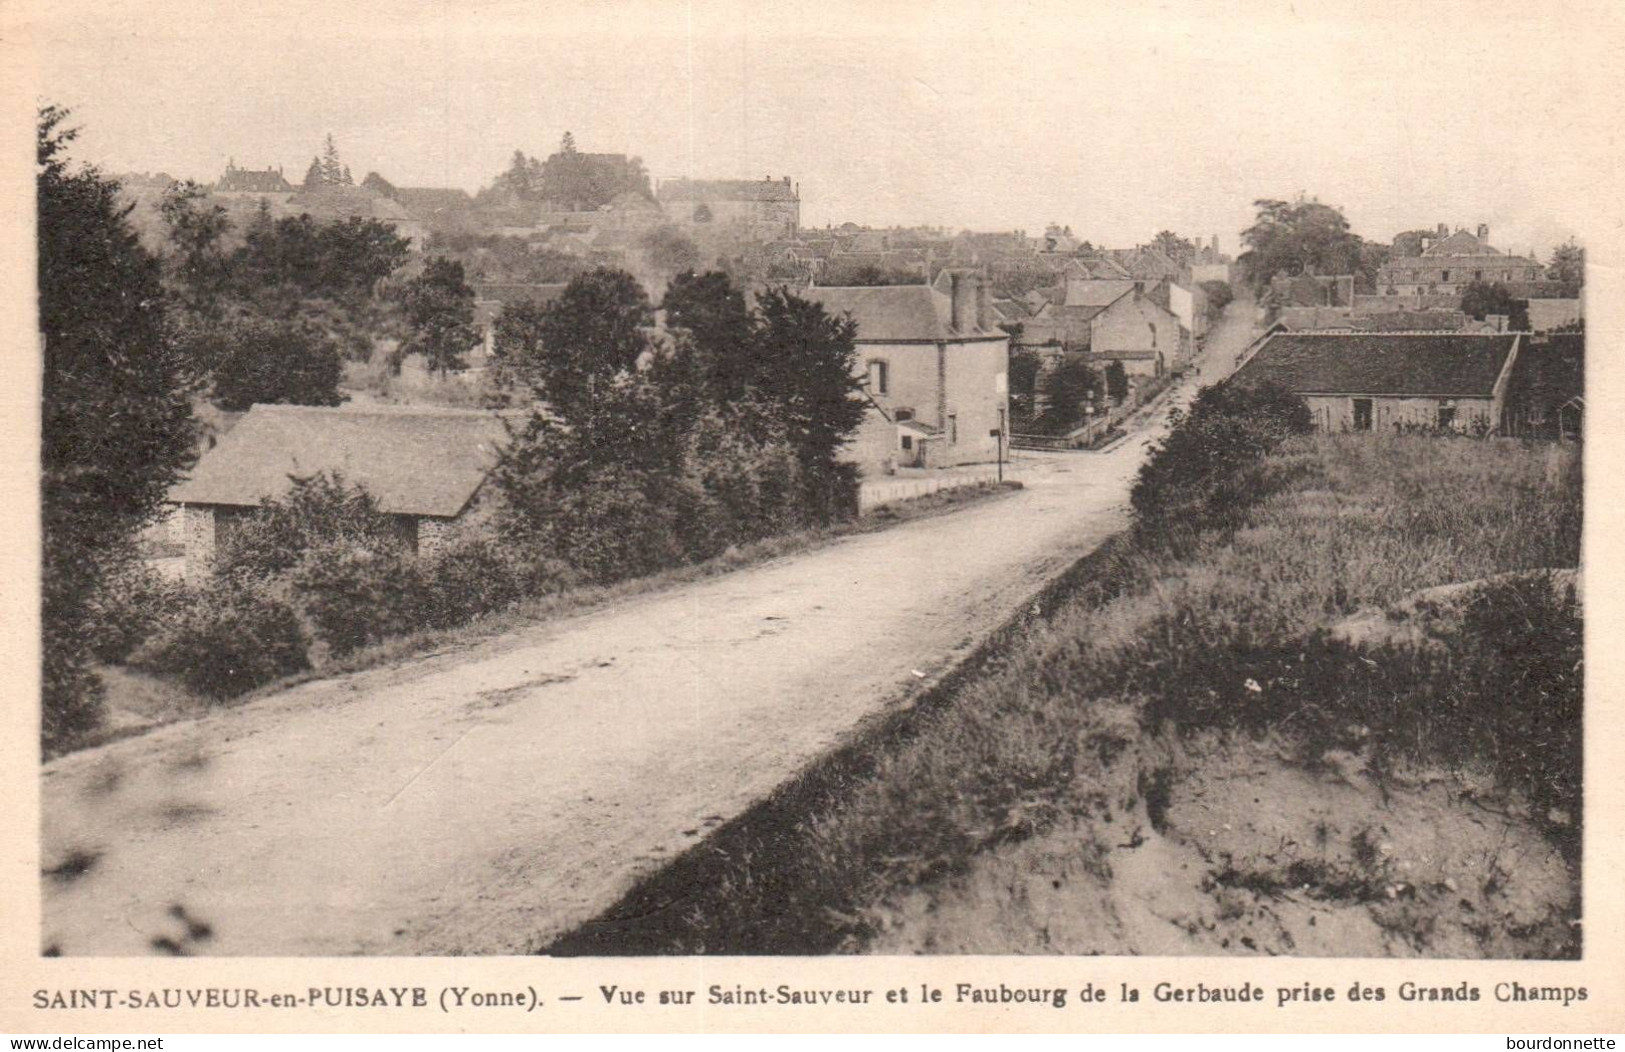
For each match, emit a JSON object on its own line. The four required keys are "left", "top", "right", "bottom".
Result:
{"left": 658, "top": 178, "right": 798, "bottom": 203}
{"left": 1423, "top": 230, "right": 1500, "bottom": 257}
{"left": 170, "top": 405, "right": 512, "bottom": 517}
{"left": 1232, "top": 333, "right": 1520, "bottom": 398}
{"left": 1063, "top": 279, "right": 1135, "bottom": 308}
{"left": 215, "top": 167, "right": 292, "bottom": 193}
{"left": 801, "top": 284, "right": 1002, "bottom": 341}
{"left": 1383, "top": 253, "right": 1538, "bottom": 271}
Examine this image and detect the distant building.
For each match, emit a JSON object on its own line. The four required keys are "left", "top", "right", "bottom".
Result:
{"left": 657, "top": 176, "right": 800, "bottom": 240}
{"left": 1231, "top": 331, "right": 1523, "bottom": 433}
{"left": 169, "top": 405, "right": 512, "bottom": 579}
{"left": 1377, "top": 225, "right": 1544, "bottom": 296}
{"left": 1023, "top": 279, "right": 1181, "bottom": 375}
{"left": 801, "top": 271, "right": 1009, "bottom": 473}
{"left": 213, "top": 161, "right": 293, "bottom": 196}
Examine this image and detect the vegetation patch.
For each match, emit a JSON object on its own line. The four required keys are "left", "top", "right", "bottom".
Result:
{"left": 545, "top": 393, "right": 1581, "bottom": 958}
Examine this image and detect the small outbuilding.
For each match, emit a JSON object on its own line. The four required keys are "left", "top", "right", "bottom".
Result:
{"left": 1230, "top": 331, "right": 1523, "bottom": 433}
{"left": 168, "top": 404, "right": 512, "bottom": 579}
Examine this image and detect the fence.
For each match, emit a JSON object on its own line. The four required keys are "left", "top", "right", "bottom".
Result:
{"left": 857, "top": 466, "right": 1007, "bottom": 512}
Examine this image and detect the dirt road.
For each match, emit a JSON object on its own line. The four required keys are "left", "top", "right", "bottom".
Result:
{"left": 42, "top": 306, "right": 1257, "bottom": 956}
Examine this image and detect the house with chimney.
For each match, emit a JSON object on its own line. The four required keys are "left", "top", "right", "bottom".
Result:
{"left": 213, "top": 161, "right": 294, "bottom": 196}
{"left": 657, "top": 176, "right": 801, "bottom": 240}
{"left": 1378, "top": 224, "right": 1546, "bottom": 296}
{"left": 801, "top": 271, "right": 1009, "bottom": 473}
{"left": 1022, "top": 279, "right": 1181, "bottom": 376}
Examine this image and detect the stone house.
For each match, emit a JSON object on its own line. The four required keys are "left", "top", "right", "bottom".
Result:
{"left": 168, "top": 405, "right": 512, "bottom": 579}
{"left": 213, "top": 161, "right": 294, "bottom": 196}
{"left": 657, "top": 176, "right": 800, "bottom": 240}
{"left": 1230, "top": 331, "right": 1523, "bottom": 433}
{"left": 802, "top": 271, "right": 1009, "bottom": 473}
{"left": 1377, "top": 225, "right": 1544, "bottom": 296}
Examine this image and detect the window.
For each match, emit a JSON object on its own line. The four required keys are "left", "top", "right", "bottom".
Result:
{"left": 866, "top": 359, "right": 888, "bottom": 395}
{"left": 1437, "top": 401, "right": 1457, "bottom": 429}
{"left": 1441, "top": 270, "right": 1451, "bottom": 282}
{"left": 900, "top": 435, "right": 913, "bottom": 451}
{"left": 1474, "top": 270, "right": 1483, "bottom": 280}
{"left": 1352, "top": 398, "right": 1373, "bottom": 431}
{"left": 947, "top": 413, "right": 958, "bottom": 444}
{"left": 894, "top": 407, "right": 913, "bottom": 422}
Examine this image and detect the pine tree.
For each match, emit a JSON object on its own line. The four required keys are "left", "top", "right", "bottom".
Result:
{"left": 559, "top": 130, "right": 577, "bottom": 154}
{"left": 303, "top": 156, "right": 324, "bottom": 190}
{"left": 321, "top": 133, "right": 343, "bottom": 185}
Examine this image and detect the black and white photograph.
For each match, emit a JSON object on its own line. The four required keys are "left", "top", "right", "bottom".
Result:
{"left": 16, "top": 0, "right": 1608, "bottom": 1010}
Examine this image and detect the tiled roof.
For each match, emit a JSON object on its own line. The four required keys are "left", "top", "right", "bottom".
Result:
{"left": 1422, "top": 230, "right": 1500, "bottom": 257}
{"left": 658, "top": 178, "right": 798, "bottom": 203}
{"left": 801, "top": 284, "right": 1003, "bottom": 341}
{"left": 170, "top": 404, "right": 513, "bottom": 517}
{"left": 1063, "top": 279, "right": 1135, "bottom": 309}
{"left": 1232, "top": 333, "right": 1520, "bottom": 398}
{"left": 1382, "top": 253, "right": 1537, "bottom": 271}
{"left": 215, "top": 167, "right": 292, "bottom": 193}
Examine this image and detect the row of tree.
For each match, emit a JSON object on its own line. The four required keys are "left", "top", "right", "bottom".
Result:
{"left": 482, "top": 132, "right": 654, "bottom": 212}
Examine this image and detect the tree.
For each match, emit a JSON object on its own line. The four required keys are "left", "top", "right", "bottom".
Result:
{"left": 1151, "top": 230, "right": 1195, "bottom": 265}
{"left": 302, "top": 156, "right": 325, "bottom": 191}
{"left": 398, "top": 257, "right": 478, "bottom": 376}
{"left": 752, "top": 287, "right": 866, "bottom": 517}
{"left": 1460, "top": 280, "right": 1530, "bottom": 331}
{"left": 197, "top": 316, "right": 347, "bottom": 410}
{"left": 158, "top": 180, "right": 233, "bottom": 316}
{"left": 38, "top": 105, "right": 197, "bottom": 752}
{"left": 661, "top": 270, "right": 758, "bottom": 402}
{"left": 494, "top": 268, "right": 653, "bottom": 417}
{"left": 640, "top": 224, "right": 701, "bottom": 277}
{"left": 1044, "top": 356, "right": 1099, "bottom": 429}
{"left": 1549, "top": 238, "right": 1584, "bottom": 294}
{"left": 1007, "top": 345, "right": 1042, "bottom": 422}
{"left": 320, "top": 133, "right": 344, "bottom": 186}
{"left": 1199, "top": 279, "right": 1234, "bottom": 313}
{"left": 361, "top": 171, "right": 396, "bottom": 198}
{"left": 1237, "top": 196, "right": 1366, "bottom": 294}
{"left": 1104, "top": 360, "right": 1129, "bottom": 403}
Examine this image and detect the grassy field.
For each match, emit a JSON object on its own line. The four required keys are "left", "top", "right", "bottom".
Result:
{"left": 549, "top": 432, "right": 1582, "bottom": 958}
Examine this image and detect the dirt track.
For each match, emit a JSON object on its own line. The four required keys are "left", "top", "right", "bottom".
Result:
{"left": 42, "top": 309, "right": 1254, "bottom": 957}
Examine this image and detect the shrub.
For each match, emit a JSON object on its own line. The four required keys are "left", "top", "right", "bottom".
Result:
{"left": 419, "top": 536, "right": 573, "bottom": 628}
{"left": 82, "top": 558, "right": 187, "bottom": 664}
{"left": 1131, "top": 380, "right": 1313, "bottom": 538}
{"left": 132, "top": 579, "right": 309, "bottom": 699}
{"left": 216, "top": 472, "right": 401, "bottom": 581}
{"left": 287, "top": 537, "right": 423, "bottom": 657}
{"left": 684, "top": 405, "right": 807, "bottom": 550}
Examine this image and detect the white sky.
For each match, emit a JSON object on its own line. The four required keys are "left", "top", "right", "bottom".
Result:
{"left": 20, "top": 0, "right": 1619, "bottom": 257}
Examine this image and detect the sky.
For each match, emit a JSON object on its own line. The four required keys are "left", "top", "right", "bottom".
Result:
{"left": 19, "top": 0, "right": 1618, "bottom": 258}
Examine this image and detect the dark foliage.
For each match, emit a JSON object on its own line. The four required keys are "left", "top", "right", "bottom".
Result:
{"left": 287, "top": 538, "right": 423, "bottom": 657}
{"left": 397, "top": 256, "right": 477, "bottom": 376}
{"left": 214, "top": 472, "right": 400, "bottom": 580}
{"left": 189, "top": 315, "right": 346, "bottom": 411}
{"left": 1459, "top": 280, "right": 1531, "bottom": 332}
{"left": 1131, "top": 380, "right": 1313, "bottom": 541}
{"left": 132, "top": 580, "right": 309, "bottom": 700}
{"left": 1200, "top": 279, "right": 1234, "bottom": 312}
{"left": 38, "top": 105, "right": 197, "bottom": 753}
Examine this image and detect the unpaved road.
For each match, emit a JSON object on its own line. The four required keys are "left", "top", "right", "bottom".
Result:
{"left": 42, "top": 307, "right": 1256, "bottom": 956}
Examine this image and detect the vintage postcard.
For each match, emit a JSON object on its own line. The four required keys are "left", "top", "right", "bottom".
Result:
{"left": 1, "top": 0, "right": 1620, "bottom": 1035}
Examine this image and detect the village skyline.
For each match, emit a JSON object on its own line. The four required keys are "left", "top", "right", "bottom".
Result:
{"left": 28, "top": 0, "right": 1600, "bottom": 254}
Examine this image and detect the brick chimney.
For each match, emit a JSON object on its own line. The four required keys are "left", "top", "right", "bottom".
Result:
{"left": 1476, "top": 223, "right": 1489, "bottom": 243}
{"left": 1437, "top": 222, "right": 1449, "bottom": 236}
{"left": 948, "top": 269, "right": 982, "bottom": 333}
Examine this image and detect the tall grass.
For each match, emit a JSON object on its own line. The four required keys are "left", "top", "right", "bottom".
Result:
{"left": 548, "top": 432, "right": 1581, "bottom": 955}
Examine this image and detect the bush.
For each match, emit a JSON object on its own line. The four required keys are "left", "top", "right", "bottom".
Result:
{"left": 419, "top": 536, "right": 573, "bottom": 628}
{"left": 132, "top": 579, "right": 309, "bottom": 699}
{"left": 82, "top": 558, "right": 187, "bottom": 664}
{"left": 1131, "top": 380, "right": 1313, "bottom": 539}
{"left": 685, "top": 406, "right": 808, "bottom": 550}
{"left": 216, "top": 472, "right": 402, "bottom": 581}
{"left": 286, "top": 537, "right": 424, "bottom": 657}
